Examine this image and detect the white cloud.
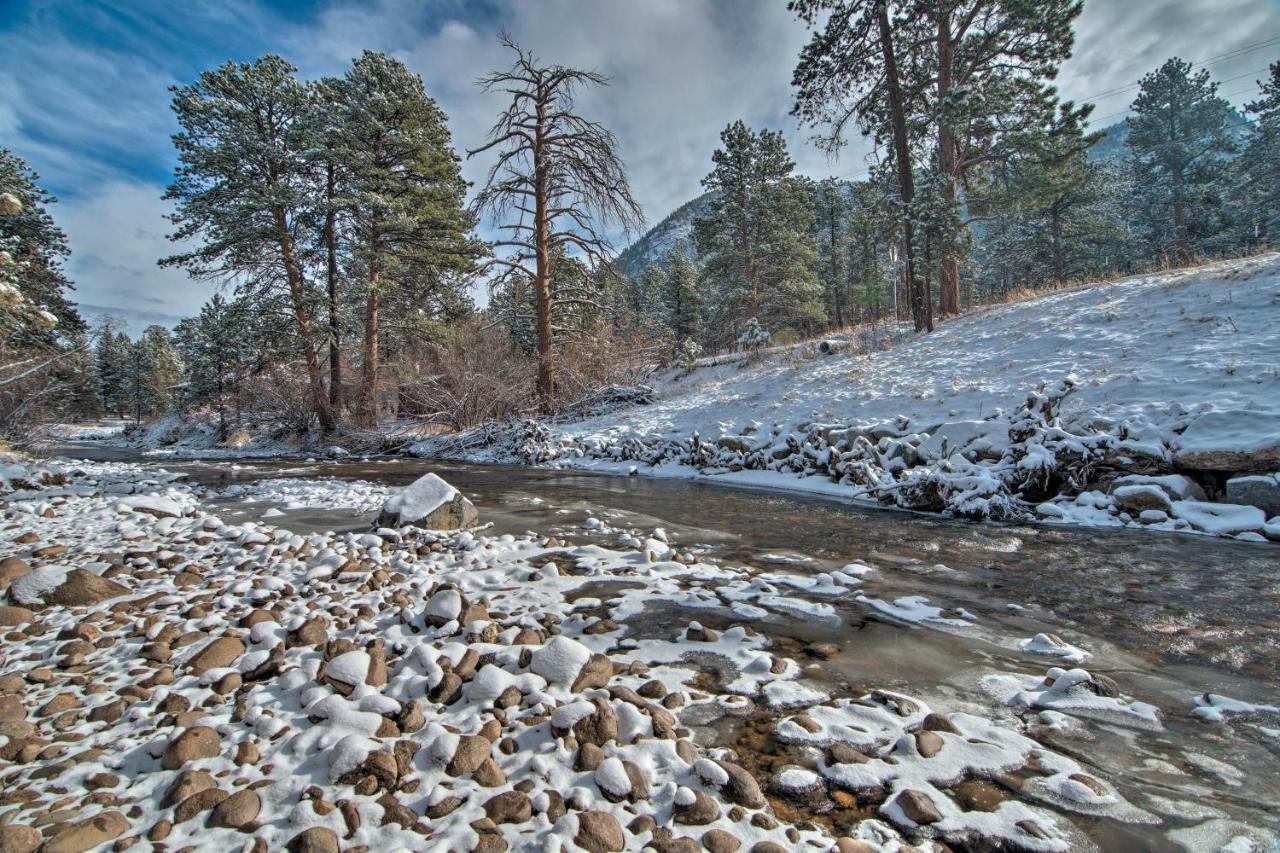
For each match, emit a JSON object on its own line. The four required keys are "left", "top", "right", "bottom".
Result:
{"left": 5, "top": 0, "right": 1278, "bottom": 332}
{"left": 56, "top": 181, "right": 212, "bottom": 334}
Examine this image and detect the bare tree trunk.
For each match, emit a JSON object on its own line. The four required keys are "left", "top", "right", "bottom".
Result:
{"left": 325, "top": 163, "right": 343, "bottom": 410}
{"left": 876, "top": 0, "right": 932, "bottom": 333}
{"left": 272, "top": 205, "right": 335, "bottom": 434}
{"left": 533, "top": 93, "right": 555, "bottom": 414}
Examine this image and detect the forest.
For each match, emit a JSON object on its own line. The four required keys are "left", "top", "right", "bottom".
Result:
{"left": 1, "top": 1, "right": 1278, "bottom": 442}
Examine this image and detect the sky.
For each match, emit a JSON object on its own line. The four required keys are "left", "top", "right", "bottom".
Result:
{"left": 1, "top": 0, "right": 1278, "bottom": 332}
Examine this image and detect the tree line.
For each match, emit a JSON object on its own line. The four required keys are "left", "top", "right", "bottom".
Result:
{"left": 3, "top": 14, "right": 1279, "bottom": 440}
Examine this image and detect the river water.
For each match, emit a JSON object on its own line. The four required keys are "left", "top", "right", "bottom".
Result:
{"left": 48, "top": 445, "right": 1280, "bottom": 850}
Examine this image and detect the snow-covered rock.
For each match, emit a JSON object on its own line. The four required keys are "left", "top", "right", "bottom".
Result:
{"left": 376, "top": 472, "right": 477, "bottom": 529}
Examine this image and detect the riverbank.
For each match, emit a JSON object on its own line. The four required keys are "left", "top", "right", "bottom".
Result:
{"left": 407, "top": 254, "right": 1280, "bottom": 544}
{"left": 2, "top": 452, "right": 1278, "bottom": 851}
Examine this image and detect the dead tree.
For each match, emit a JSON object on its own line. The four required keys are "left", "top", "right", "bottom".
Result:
{"left": 469, "top": 33, "right": 643, "bottom": 414}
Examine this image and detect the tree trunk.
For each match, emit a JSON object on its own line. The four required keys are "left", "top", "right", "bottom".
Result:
{"left": 876, "top": 0, "right": 931, "bottom": 333}
{"left": 1172, "top": 166, "right": 1189, "bottom": 264}
{"left": 1051, "top": 206, "right": 1064, "bottom": 283}
{"left": 829, "top": 203, "right": 843, "bottom": 327}
{"left": 935, "top": 2, "right": 961, "bottom": 317}
{"left": 325, "top": 163, "right": 343, "bottom": 410}
{"left": 272, "top": 205, "right": 335, "bottom": 434}
{"left": 533, "top": 90, "right": 555, "bottom": 414}
{"left": 358, "top": 235, "right": 380, "bottom": 428}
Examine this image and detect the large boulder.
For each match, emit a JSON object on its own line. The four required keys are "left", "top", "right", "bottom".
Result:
{"left": 1173, "top": 411, "right": 1280, "bottom": 473}
{"left": 376, "top": 473, "right": 477, "bottom": 530}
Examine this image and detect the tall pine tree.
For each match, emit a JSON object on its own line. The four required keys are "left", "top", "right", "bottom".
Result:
{"left": 1126, "top": 57, "right": 1236, "bottom": 263}
{"left": 693, "top": 121, "right": 823, "bottom": 342}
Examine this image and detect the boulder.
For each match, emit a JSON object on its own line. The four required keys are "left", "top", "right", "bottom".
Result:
{"left": 1111, "top": 484, "right": 1172, "bottom": 513}
{"left": 188, "top": 637, "right": 245, "bottom": 675}
{"left": 376, "top": 473, "right": 477, "bottom": 530}
{"left": 40, "top": 811, "right": 129, "bottom": 853}
{"left": 0, "top": 824, "right": 41, "bottom": 853}
{"left": 10, "top": 567, "right": 127, "bottom": 609}
{"left": 286, "top": 827, "right": 341, "bottom": 853}
{"left": 574, "top": 810, "right": 625, "bottom": 853}
{"left": 0, "top": 556, "right": 30, "bottom": 590}
{"left": 1224, "top": 474, "right": 1280, "bottom": 517}
{"left": 1173, "top": 411, "right": 1280, "bottom": 473}
{"left": 162, "top": 726, "right": 221, "bottom": 770}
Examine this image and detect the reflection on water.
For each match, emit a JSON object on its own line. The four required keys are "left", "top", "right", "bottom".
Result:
{"left": 46, "top": 444, "right": 1280, "bottom": 850}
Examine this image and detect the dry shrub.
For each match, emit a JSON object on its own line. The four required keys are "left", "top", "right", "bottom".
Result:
{"left": 396, "top": 319, "right": 535, "bottom": 431}
{"left": 556, "top": 321, "right": 662, "bottom": 407}
{"left": 237, "top": 365, "right": 317, "bottom": 436}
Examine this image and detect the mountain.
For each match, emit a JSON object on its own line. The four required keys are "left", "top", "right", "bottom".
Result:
{"left": 613, "top": 193, "right": 711, "bottom": 281}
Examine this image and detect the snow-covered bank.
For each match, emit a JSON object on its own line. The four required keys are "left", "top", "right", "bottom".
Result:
{"left": 2, "top": 455, "right": 1276, "bottom": 852}
{"left": 412, "top": 255, "right": 1280, "bottom": 543}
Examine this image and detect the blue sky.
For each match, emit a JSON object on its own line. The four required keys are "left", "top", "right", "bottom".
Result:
{"left": 2, "top": 0, "right": 1278, "bottom": 332}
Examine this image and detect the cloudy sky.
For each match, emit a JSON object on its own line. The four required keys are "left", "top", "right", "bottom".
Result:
{"left": 1, "top": 0, "right": 1277, "bottom": 332}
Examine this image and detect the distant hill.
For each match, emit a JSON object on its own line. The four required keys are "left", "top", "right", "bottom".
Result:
{"left": 613, "top": 193, "right": 711, "bottom": 281}
{"left": 615, "top": 115, "right": 1255, "bottom": 281}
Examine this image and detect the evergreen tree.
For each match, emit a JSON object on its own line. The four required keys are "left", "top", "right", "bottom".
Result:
{"left": 163, "top": 56, "right": 336, "bottom": 433}
{"left": 95, "top": 327, "right": 130, "bottom": 418}
{"left": 321, "top": 51, "right": 482, "bottom": 426}
{"left": 1235, "top": 61, "right": 1280, "bottom": 246}
{"left": 0, "top": 148, "right": 83, "bottom": 338}
{"left": 1126, "top": 57, "right": 1237, "bottom": 263}
{"left": 693, "top": 120, "right": 823, "bottom": 342}
{"left": 138, "top": 325, "right": 183, "bottom": 416}
{"left": 792, "top": 0, "right": 1083, "bottom": 319}
{"left": 662, "top": 243, "right": 703, "bottom": 352}
{"left": 813, "top": 178, "right": 848, "bottom": 326}
{"left": 175, "top": 294, "right": 256, "bottom": 438}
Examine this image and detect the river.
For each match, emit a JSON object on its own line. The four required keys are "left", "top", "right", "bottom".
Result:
{"left": 46, "top": 443, "right": 1280, "bottom": 850}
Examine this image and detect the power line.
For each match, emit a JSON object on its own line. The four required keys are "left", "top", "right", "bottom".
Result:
{"left": 1078, "top": 34, "right": 1280, "bottom": 103}
{"left": 1086, "top": 67, "right": 1270, "bottom": 126}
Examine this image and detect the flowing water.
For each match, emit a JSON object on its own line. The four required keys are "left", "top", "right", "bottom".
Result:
{"left": 47, "top": 445, "right": 1280, "bottom": 850}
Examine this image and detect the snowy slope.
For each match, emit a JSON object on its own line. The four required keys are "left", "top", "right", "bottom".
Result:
{"left": 564, "top": 254, "right": 1280, "bottom": 460}
{"left": 418, "top": 253, "right": 1280, "bottom": 540}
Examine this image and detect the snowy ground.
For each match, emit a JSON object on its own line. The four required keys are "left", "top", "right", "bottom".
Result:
{"left": 1, "top": 455, "right": 1276, "bottom": 852}
{"left": 414, "top": 254, "right": 1280, "bottom": 543}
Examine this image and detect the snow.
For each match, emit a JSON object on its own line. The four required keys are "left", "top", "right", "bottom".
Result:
{"left": 8, "top": 564, "right": 71, "bottom": 605}
{"left": 380, "top": 472, "right": 458, "bottom": 524}
{"left": 529, "top": 635, "right": 592, "bottom": 688}
{"left": 324, "top": 650, "right": 371, "bottom": 687}
{"left": 2, "top": 453, "right": 1275, "bottom": 852}
{"left": 416, "top": 254, "right": 1280, "bottom": 542}
{"left": 594, "top": 756, "right": 632, "bottom": 797}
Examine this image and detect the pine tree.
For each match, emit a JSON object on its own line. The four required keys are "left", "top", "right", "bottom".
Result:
{"left": 792, "top": 0, "right": 1082, "bottom": 320}
{"left": 321, "top": 51, "right": 482, "bottom": 426}
{"left": 163, "top": 56, "right": 336, "bottom": 433}
{"left": 1235, "top": 62, "right": 1280, "bottom": 246}
{"left": 693, "top": 121, "right": 823, "bottom": 342}
{"left": 0, "top": 148, "right": 83, "bottom": 338}
{"left": 662, "top": 243, "right": 703, "bottom": 352}
{"left": 176, "top": 295, "right": 259, "bottom": 438}
{"left": 95, "top": 327, "right": 130, "bottom": 418}
{"left": 813, "top": 178, "right": 848, "bottom": 326}
{"left": 138, "top": 325, "right": 183, "bottom": 416}
{"left": 1126, "top": 58, "right": 1237, "bottom": 263}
